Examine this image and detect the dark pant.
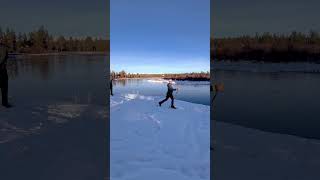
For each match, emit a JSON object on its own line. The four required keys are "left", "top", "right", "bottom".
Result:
{"left": 110, "top": 84, "right": 113, "bottom": 96}
{"left": 159, "top": 93, "right": 174, "bottom": 107}
{"left": 0, "top": 68, "right": 8, "bottom": 105}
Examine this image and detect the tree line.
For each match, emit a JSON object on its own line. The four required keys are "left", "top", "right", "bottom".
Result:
{"left": 111, "top": 70, "right": 210, "bottom": 81}
{"left": 0, "top": 26, "right": 109, "bottom": 53}
{"left": 212, "top": 30, "right": 320, "bottom": 62}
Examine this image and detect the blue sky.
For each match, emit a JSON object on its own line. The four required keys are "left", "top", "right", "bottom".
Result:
{"left": 110, "top": 0, "right": 210, "bottom": 74}
{"left": 0, "top": 0, "right": 108, "bottom": 38}
{"left": 212, "top": 0, "right": 320, "bottom": 38}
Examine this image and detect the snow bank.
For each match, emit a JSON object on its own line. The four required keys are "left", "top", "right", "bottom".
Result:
{"left": 214, "top": 122, "right": 320, "bottom": 180}
{"left": 147, "top": 79, "right": 176, "bottom": 84}
{"left": 110, "top": 93, "right": 210, "bottom": 180}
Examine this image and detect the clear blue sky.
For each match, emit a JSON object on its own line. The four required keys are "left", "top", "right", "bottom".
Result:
{"left": 212, "top": 0, "right": 320, "bottom": 38}
{"left": 0, "top": 0, "right": 108, "bottom": 38}
{"left": 110, "top": 0, "right": 210, "bottom": 74}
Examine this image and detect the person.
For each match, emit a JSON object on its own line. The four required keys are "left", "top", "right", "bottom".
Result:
{"left": 0, "top": 42, "right": 12, "bottom": 108}
{"left": 110, "top": 78, "right": 113, "bottom": 96}
{"left": 159, "top": 79, "right": 177, "bottom": 109}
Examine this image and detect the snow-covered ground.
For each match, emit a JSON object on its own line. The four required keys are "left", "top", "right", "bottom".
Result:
{"left": 147, "top": 79, "right": 175, "bottom": 84}
{"left": 2, "top": 93, "right": 320, "bottom": 179}
{"left": 214, "top": 122, "right": 320, "bottom": 180}
{"left": 110, "top": 94, "right": 210, "bottom": 180}
{"left": 0, "top": 103, "right": 108, "bottom": 180}
{"left": 110, "top": 92, "right": 320, "bottom": 180}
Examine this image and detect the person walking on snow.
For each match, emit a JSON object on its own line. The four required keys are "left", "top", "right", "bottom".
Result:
{"left": 159, "top": 79, "right": 177, "bottom": 109}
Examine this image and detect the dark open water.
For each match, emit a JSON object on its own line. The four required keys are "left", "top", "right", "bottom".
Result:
{"left": 213, "top": 61, "right": 320, "bottom": 139}
{"left": 6, "top": 55, "right": 108, "bottom": 106}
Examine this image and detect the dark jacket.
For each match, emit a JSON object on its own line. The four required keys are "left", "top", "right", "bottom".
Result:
{"left": 0, "top": 44, "right": 8, "bottom": 70}
{"left": 167, "top": 83, "right": 176, "bottom": 95}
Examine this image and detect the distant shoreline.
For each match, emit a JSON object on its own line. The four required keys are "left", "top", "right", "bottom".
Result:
{"left": 114, "top": 76, "right": 210, "bottom": 81}
{"left": 212, "top": 32, "right": 320, "bottom": 63}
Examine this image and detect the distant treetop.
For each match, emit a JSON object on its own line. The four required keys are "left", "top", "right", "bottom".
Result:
{"left": 0, "top": 26, "right": 109, "bottom": 53}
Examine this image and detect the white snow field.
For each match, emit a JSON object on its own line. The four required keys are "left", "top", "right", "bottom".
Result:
{"left": 214, "top": 122, "right": 320, "bottom": 180}
{"left": 110, "top": 94, "right": 210, "bottom": 180}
